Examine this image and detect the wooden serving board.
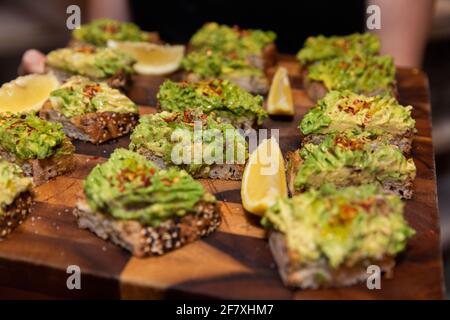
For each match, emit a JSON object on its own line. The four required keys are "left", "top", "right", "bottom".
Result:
{"left": 0, "top": 55, "right": 445, "bottom": 299}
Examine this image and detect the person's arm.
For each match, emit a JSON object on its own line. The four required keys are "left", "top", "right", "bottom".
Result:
{"left": 86, "top": 0, "right": 130, "bottom": 21}
{"left": 367, "top": 0, "right": 435, "bottom": 68}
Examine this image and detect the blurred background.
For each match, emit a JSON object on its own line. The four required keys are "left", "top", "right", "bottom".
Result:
{"left": 0, "top": 0, "right": 449, "bottom": 296}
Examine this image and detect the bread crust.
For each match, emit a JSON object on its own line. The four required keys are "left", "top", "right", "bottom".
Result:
{"left": 39, "top": 101, "right": 139, "bottom": 144}
{"left": 269, "top": 231, "right": 395, "bottom": 289}
{"left": 0, "top": 142, "right": 75, "bottom": 186}
{"left": 0, "top": 191, "right": 33, "bottom": 238}
{"left": 73, "top": 199, "right": 221, "bottom": 257}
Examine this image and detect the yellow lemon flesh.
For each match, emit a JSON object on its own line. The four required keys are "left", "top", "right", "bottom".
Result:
{"left": 0, "top": 73, "right": 59, "bottom": 114}
{"left": 241, "top": 138, "right": 288, "bottom": 216}
{"left": 267, "top": 66, "right": 294, "bottom": 116}
{"left": 108, "top": 41, "right": 185, "bottom": 75}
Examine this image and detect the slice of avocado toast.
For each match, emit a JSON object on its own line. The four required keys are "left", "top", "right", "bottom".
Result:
{"left": 129, "top": 110, "right": 248, "bottom": 180}
{"left": 286, "top": 132, "right": 416, "bottom": 199}
{"left": 296, "top": 33, "right": 380, "bottom": 66}
{"left": 299, "top": 90, "right": 416, "bottom": 154}
{"left": 262, "top": 184, "right": 415, "bottom": 289}
{"left": 74, "top": 148, "right": 220, "bottom": 257}
{"left": 304, "top": 54, "right": 396, "bottom": 102}
{"left": 46, "top": 46, "right": 135, "bottom": 89}
{"left": 157, "top": 79, "right": 267, "bottom": 129}
{"left": 39, "top": 76, "right": 139, "bottom": 144}
{"left": 0, "top": 113, "right": 75, "bottom": 185}
{"left": 71, "top": 18, "right": 159, "bottom": 47}
{"left": 0, "top": 160, "right": 33, "bottom": 238}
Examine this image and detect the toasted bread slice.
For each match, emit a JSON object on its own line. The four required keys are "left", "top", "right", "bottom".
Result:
{"left": 285, "top": 151, "right": 414, "bottom": 199}
{"left": 0, "top": 192, "right": 33, "bottom": 239}
{"left": 39, "top": 101, "right": 139, "bottom": 144}
{"left": 135, "top": 147, "right": 244, "bottom": 180}
{"left": 0, "top": 141, "right": 75, "bottom": 186}
{"left": 74, "top": 199, "right": 221, "bottom": 257}
{"left": 269, "top": 231, "right": 395, "bottom": 289}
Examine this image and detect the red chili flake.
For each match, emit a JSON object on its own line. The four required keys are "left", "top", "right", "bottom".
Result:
{"left": 75, "top": 46, "right": 96, "bottom": 54}
{"left": 83, "top": 84, "right": 101, "bottom": 98}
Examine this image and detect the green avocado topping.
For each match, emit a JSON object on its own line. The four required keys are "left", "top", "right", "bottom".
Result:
{"left": 0, "top": 113, "right": 72, "bottom": 160}
{"left": 72, "top": 19, "right": 148, "bottom": 46}
{"left": 307, "top": 55, "right": 396, "bottom": 94}
{"left": 262, "top": 184, "right": 415, "bottom": 268}
{"left": 84, "top": 148, "right": 215, "bottom": 226}
{"left": 299, "top": 90, "right": 416, "bottom": 136}
{"left": 0, "top": 160, "right": 33, "bottom": 214}
{"left": 47, "top": 47, "right": 135, "bottom": 79}
{"left": 190, "top": 22, "right": 276, "bottom": 58}
{"left": 49, "top": 76, "right": 138, "bottom": 118}
{"left": 293, "top": 132, "right": 416, "bottom": 192}
{"left": 129, "top": 110, "right": 248, "bottom": 176}
{"left": 157, "top": 79, "right": 267, "bottom": 125}
{"left": 296, "top": 33, "right": 380, "bottom": 65}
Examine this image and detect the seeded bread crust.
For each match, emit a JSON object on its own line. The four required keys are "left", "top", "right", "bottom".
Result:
{"left": 135, "top": 147, "right": 245, "bottom": 180}
{"left": 0, "top": 142, "right": 75, "bottom": 186}
{"left": 269, "top": 231, "right": 395, "bottom": 289}
{"left": 73, "top": 199, "right": 221, "bottom": 257}
{"left": 285, "top": 150, "right": 414, "bottom": 199}
{"left": 301, "top": 129, "right": 415, "bottom": 155}
{"left": 0, "top": 192, "right": 33, "bottom": 239}
{"left": 302, "top": 69, "right": 399, "bottom": 102}
{"left": 46, "top": 66, "right": 131, "bottom": 91}
{"left": 39, "top": 101, "right": 139, "bottom": 144}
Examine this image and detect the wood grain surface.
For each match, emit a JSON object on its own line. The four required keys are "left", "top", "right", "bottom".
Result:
{"left": 0, "top": 55, "right": 444, "bottom": 299}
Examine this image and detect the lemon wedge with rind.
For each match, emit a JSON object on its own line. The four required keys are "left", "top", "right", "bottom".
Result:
{"left": 267, "top": 66, "right": 294, "bottom": 116}
{"left": 108, "top": 40, "right": 185, "bottom": 75}
{"left": 0, "top": 73, "right": 59, "bottom": 114}
{"left": 241, "top": 138, "right": 288, "bottom": 216}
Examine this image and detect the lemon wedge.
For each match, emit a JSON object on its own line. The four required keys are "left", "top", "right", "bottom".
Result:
{"left": 0, "top": 73, "right": 59, "bottom": 114}
{"left": 241, "top": 138, "right": 288, "bottom": 216}
{"left": 107, "top": 40, "right": 185, "bottom": 75}
{"left": 267, "top": 66, "right": 294, "bottom": 116}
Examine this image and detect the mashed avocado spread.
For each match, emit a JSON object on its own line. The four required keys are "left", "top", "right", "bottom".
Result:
{"left": 262, "top": 184, "right": 415, "bottom": 268}
{"left": 84, "top": 148, "right": 215, "bottom": 226}
{"left": 300, "top": 90, "right": 416, "bottom": 136}
{"left": 47, "top": 47, "right": 135, "bottom": 79}
{"left": 190, "top": 22, "right": 276, "bottom": 58}
{"left": 0, "top": 160, "right": 33, "bottom": 214}
{"left": 297, "top": 33, "right": 380, "bottom": 65}
{"left": 73, "top": 19, "right": 148, "bottom": 46}
{"left": 49, "top": 76, "right": 138, "bottom": 118}
{"left": 307, "top": 54, "right": 396, "bottom": 94}
{"left": 129, "top": 110, "right": 248, "bottom": 175}
{"left": 293, "top": 132, "right": 416, "bottom": 191}
{"left": 0, "top": 113, "right": 71, "bottom": 160}
{"left": 157, "top": 79, "right": 267, "bottom": 125}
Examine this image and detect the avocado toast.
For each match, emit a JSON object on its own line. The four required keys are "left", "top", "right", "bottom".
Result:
{"left": 263, "top": 184, "right": 415, "bottom": 289}
{"left": 39, "top": 76, "right": 139, "bottom": 144}
{"left": 71, "top": 18, "right": 160, "bottom": 47}
{"left": 303, "top": 54, "right": 397, "bottom": 102}
{"left": 0, "top": 160, "right": 33, "bottom": 238}
{"left": 0, "top": 113, "right": 75, "bottom": 185}
{"left": 46, "top": 46, "right": 135, "bottom": 90}
{"left": 129, "top": 110, "right": 248, "bottom": 180}
{"left": 157, "top": 79, "right": 267, "bottom": 129}
{"left": 74, "top": 149, "right": 220, "bottom": 257}
{"left": 286, "top": 132, "right": 416, "bottom": 199}
{"left": 182, "top": 22, "right": 277, "bottom": 94}
{"left": 300, "top": 91, "right": 416, "bottom": 154}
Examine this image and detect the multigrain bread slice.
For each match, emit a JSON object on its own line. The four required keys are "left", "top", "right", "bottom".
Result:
{"left": 285, "top": 147, "right": 415, "bottom": 199}
{"left": 135, "top": 147, "right": 245, "bottom": 180}
{"left": 269, "top": 231, "right": 395, "bottom": 289}
{"left": 39, "top": 101, "right": 139, "bottom": 144}
{"left": 0, "top": 141, "right": 75, "bottom": 186}
{"left": 74, "top": 199, "right": 220, "bottom": 257}
{"left": 0, "top": 192, "right": 33, "bottom": 239}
